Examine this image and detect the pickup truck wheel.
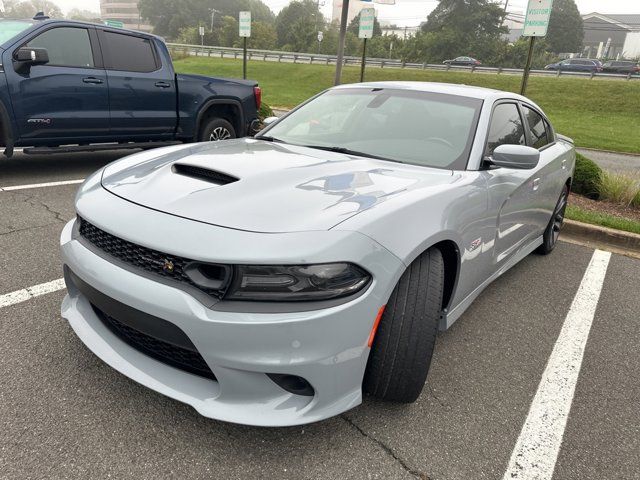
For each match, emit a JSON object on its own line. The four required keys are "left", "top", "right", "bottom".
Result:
{"left": 199, "top": 118, "right": 236, "bottom": 142}
{"left": 363, "top": 248, "right": 444, "bottom": 403}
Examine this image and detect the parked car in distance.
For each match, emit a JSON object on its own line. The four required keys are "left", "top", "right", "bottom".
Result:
{"left": 0, "top": 15, "right": 261, "bottom": 158}
{"left": 443, "top": 56, "right": 482, "bottom": 66}
{"left": 602, "top": 60, "right": 640, "bottom": 75}
{"left": 61, "top": 81, "right": 575, "bottom": 426}
{"left": 545, "top": 58, "right": 603, "bottom": 73}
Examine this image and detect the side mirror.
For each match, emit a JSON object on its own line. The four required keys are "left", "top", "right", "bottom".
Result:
{"left": 14, "top": 47, "right": 50, "bottom": 68}
{"left": 490, "top": 144, "right": 540, "bottom": 170}
{"left": 262, "top": 116, "right": 279, "bottom": 128}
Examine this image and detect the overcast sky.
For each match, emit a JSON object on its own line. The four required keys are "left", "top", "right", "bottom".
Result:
{"left": 48, "top": 0, "right": 638, "bottom": 27}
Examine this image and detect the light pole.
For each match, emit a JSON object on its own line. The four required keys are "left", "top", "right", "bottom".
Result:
{"left": 209, "top": 8, "right": 220, "bottom": 31}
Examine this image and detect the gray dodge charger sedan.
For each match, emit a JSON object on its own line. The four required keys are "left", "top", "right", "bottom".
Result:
{"left": 60, "top": 82, "right": 575, "bottom": 426}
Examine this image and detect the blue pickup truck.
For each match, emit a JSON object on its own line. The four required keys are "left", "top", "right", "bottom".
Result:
{"left": 0, "top": 15, "right": 261, "bottom": 157}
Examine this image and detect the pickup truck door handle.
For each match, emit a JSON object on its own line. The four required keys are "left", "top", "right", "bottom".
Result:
{"left": 155, "top": 81, "right": 171, "bottom": 88}
{"left": 82, "top": 77, "right": 103, "bottom": 84}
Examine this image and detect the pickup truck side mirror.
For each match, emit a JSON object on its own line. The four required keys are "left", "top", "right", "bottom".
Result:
{"left": 489, "top": 144, "right": 540, "bottom": 170}
{"left": 14, "top": 47, "right": 50, "bottom": 72}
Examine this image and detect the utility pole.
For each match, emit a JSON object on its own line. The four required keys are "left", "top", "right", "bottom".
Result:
{"left": 334, "top": 0, "right": 350, "bottom": 86}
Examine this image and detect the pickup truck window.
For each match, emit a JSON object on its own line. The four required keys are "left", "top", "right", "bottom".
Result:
{"left": 102, "top": 32, "right": 159, "bottom": 73}
{"left": 26, "top": 27, "right": 94, "bottom": 68}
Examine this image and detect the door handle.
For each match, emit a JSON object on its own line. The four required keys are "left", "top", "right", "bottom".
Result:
{"left": 83, "top": 77, "right": 103, "bottom": 84}
{"left": 532, "top": 178, "right": 541, "bottom": 191}
{"left": 561, "top": 159, "right": 567, "bottom": 170}
{"left": 154, "top": 81, "right": 171, "bottom": 88}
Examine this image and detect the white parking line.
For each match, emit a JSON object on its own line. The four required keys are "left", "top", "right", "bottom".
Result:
{"left": 0, "top": 279, "right": 66, "bottom": 309}
{"left": 0, "top": 179, "right": 84, "bottom": 192}
{"left": 503, "top": 249, "right": 612, "bottom": 480}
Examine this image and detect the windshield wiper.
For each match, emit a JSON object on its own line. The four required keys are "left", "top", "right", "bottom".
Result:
{"left": 300, "top": 145, "right": 399, "bottom": 163}
{"left": 256, "top": 135, "right": 285, "bottom": 143}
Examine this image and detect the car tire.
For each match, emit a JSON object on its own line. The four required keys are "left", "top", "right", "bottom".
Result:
{"left": 363, "top": 248, "right": 444, "bottom": 403}
{"left": 537, "top": 185, "right": 569, "bottom": 255}
{"left": 199, "top": 118, "right": 236, "bottom": 142}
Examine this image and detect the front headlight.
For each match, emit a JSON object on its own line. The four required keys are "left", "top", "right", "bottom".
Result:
{"left": 224, "top": 263, "right": 371, "bottom": 302}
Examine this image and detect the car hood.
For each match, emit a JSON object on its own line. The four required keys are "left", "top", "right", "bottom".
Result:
{"left": 101, "top": 139, "right": 456, "bottom": 233}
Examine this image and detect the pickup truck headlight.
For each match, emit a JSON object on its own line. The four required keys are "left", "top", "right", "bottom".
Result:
{"left": 224, "top": 263, "right": 371, "bottom": 301}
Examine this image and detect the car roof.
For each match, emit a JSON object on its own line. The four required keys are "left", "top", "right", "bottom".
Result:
{"left": 334, "top": 81, "right": 528, "bottom": 102}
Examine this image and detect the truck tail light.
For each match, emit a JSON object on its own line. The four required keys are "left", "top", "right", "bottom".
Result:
{"left": 254, "top": 86, "right": 262, "bottom": 111}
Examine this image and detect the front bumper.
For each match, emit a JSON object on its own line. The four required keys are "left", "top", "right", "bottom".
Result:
{"left": 60, "top": 187, "right": 403, "bottom": 426}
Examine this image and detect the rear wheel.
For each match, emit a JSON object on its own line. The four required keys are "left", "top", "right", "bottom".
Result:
{"left": 198, "top": 118, "right": 236, "bottom": 142}
{"left": 537, "top": 185, "right": 569, "bottom": 255}
{"left": 363, "top": 248, "right": 444, "bottom": 403}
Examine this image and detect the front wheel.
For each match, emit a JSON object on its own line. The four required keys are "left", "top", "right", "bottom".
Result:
{"left": 363, "top": 248, "right": 444, "bottom": 403}
{"left": 198, "top": 118, "right": 236, "bottom": 142}
{"left": 537, "top": 185, "right": 569, "bottom": 255}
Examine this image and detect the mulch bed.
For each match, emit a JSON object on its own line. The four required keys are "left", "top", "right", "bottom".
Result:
{"left": 569, "top": 193, "right": 640, "bottom": 223}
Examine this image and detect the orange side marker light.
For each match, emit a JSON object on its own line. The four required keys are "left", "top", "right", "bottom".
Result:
{"left": 367, "top": 305, "right": 386, "bottom": 348}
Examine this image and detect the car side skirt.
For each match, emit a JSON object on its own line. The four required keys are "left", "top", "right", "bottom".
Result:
{"left": 440, "top": 235, "right": 544, "bottom": 330}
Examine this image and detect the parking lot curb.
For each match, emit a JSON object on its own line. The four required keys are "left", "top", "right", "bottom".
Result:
{"left": 561, "top": 219, "right": 640, "bottom": 259}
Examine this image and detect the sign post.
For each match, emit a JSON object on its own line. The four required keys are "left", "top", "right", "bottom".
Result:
{"left": 317, "top": 31, "right": 323, "bottom": 54}
{"left": 239, "top": 11, "right": 251, "bottom": 80}
{"left": 521, "top": 0, "right": 553, "bottom": 95}
{"left": 199, "top": 25, "right": 205, "bottom": 46}
{"left": 359, "top": 7, "right": 375, "bottom": 82}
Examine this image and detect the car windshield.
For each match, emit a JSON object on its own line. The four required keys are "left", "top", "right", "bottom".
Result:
{"left": 0, "top": 20, "right": 33, "bottom": 44}
{"left": 261, "top": 88, "right": 483, "bottom": 170}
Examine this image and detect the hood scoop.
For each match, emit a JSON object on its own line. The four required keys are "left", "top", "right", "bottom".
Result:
{"left": 172, "top": 163, "right": 238, "bottom": 185}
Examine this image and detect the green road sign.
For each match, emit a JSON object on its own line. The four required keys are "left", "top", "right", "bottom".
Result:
{"left": 104, "top": 20, "right": 124, "bottom": 29}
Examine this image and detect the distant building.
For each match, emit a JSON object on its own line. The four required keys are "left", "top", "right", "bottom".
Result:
{"left": 582, "top": 13, "right": 640, "bottom": 59}
{"left": 331, "top": 0, "right": 366, "bottom": 24}
{"left": 99, "top": 0, "right": 152, "bottom": 33}
{"left": 381, "top": 26, "right": 419, "bottom": 39}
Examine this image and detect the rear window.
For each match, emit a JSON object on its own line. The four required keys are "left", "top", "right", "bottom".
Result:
{"left": 102, "top": 31, "right": 159, "bottom": 72}
{"left": 523, "top": 106, "right": 549, "bottom": 149}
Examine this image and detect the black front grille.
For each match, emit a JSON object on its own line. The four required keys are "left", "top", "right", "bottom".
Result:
{"left": 78, "top": 218, "right": 224, "bottom": 299}
{"left": 92, "top": 305, "right": 216, "bottom": 381}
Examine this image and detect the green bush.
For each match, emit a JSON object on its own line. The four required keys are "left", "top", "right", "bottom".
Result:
{"left": 572, "top": 153, "right": 602, "bottom": 199}
{"left": 258, "top": 102, "right": 274, "bottom": 121}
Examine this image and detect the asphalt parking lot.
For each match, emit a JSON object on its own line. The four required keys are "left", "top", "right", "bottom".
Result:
{"left": 1, "top": 151, "right": 639, "bottom": 480}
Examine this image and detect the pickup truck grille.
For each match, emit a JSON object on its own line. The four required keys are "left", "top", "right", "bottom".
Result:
{"left": 78, "top": 217, "right": 224, "bottom": 299}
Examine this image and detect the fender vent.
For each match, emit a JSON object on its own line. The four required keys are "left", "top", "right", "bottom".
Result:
{"left": 172, "top": 164, "right": 238, "bottom": 185}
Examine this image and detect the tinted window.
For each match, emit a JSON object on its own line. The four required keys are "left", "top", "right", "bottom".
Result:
{"left": 27, "top": 27, "right": 94, "bottom": 68}
{"left": 486, "top": 103, "right": 526, "bottom": 155}
{"left": 103, "top": 32, "right": 158, "bottom": 72}
{"left": 523, "top": 106, "right": 549, "bottom": 149}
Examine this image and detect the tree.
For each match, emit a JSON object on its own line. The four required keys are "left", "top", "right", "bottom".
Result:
{"left": 67, "top": 8, "right": 101, "bottom": 23}
{"left": 419, "top": 0, "right": 507, "bottom": 62}
{"left": 249, "top": 21, "right": 277, "bottom": 50}
{"left": 275, "top": 0, "right": 322, "bottom": 51}
{"left": 5, "top": 0, "right": 62, "bottom": 18}
{"left": 138, "top": 0, "right": 275, "bottom": 39}
{"left": 546, "top": 0, "right": 583, "bottom": 54}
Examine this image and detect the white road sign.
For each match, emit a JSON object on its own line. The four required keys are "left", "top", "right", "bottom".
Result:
{"left": 239, "top": 11, "right": 251, "bottom": 38}
{"left": 359, "top": 8, "right": 376, "bottom": 39}
{"left": 522, "top": 0, "right": 554, "bottom": 37}
{"left": 199, "top": 26, "right": 205, "bottom": 36}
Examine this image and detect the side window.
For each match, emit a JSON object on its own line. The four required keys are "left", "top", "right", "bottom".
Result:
{"left": 26, "top": 27, "right": 94, "bottom": 68}
{"left": 523, "top": 106, "right": 550, "bottom": 149}
{"left": 102, "top": 31, "right": 158, "bottom": 73}
{"left": 485, "top": 103, "right": 526, "bottom": 155}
